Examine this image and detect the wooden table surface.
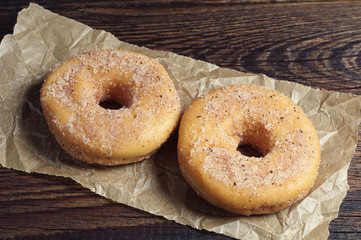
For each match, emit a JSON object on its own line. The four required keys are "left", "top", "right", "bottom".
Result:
{"left": 1, "top": 1, "right": 360, "bottom": 239}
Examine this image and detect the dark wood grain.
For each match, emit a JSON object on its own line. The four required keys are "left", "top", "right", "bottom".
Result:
{"left": 0, "top": 1, "right": 360, "bottom": 239}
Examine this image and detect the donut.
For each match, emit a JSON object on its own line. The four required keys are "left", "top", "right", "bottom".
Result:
{"left": 177, "top": 84, "right": 321, "bottom": 215}
{"left": 40, "top": 49, "right": 181, "bottom": 166}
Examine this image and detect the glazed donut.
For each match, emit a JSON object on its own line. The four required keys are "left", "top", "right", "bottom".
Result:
{"left": 178, "top": 84, "right": 321, "bottom": 215}
{"left": 41, "top": 49, "right": 181, "bottom": 166}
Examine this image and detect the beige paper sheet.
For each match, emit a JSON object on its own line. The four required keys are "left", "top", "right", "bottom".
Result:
{"left": 1, "top": 3, "right": 360, "bottom": 240}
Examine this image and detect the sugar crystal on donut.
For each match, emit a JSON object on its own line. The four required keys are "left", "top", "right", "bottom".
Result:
{"left": 41, "top": 49, "right": 181, "bottom": 166}
{"left": 177, "top": 84, "right": 321, "bottom": 215}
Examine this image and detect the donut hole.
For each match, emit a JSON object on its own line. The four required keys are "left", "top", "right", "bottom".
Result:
{"left": 99, "top": 100, "right": 124, "bottom": 110}
{"left": 237, "top": 144, "right": 263, "bottom": 158}
{"left": 237, "top": 122, "right": 273, "bottom": 158}
{"left": 98, "top": 85, "right": 133, "bottom": 110}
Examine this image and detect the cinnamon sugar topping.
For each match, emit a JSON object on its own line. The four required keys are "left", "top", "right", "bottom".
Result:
{"left": 183, "top": 84, "right": 319, "bottom": 197}
{"left": 41, "top": 49, "right": 181, "bottom": 165}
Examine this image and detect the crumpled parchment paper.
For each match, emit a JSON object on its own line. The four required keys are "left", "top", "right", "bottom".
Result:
{"left": 0, "top": 3, "right": 360, "bottom": 240}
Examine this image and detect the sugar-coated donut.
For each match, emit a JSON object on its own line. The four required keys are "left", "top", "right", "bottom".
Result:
{"left": 41, "top": 49, "right": 181, "bottom": 166}
{"left": 178, "top": 84, "right": 321, "bottom": 215}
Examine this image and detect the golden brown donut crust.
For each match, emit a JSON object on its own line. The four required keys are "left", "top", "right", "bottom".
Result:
{"left": 177, "top": 84, "right": 321, "bottom": 215}
{"left": 41, "top": 49, "right": 181, "bottom": 165}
